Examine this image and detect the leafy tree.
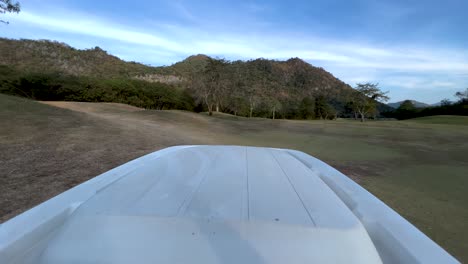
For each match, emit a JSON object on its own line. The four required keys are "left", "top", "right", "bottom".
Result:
{"left": 299, "top": 97, "right": 315, "bottom": 119}
{"left": 398, "top": 100, "right": 416, "bottom": 111}
{"left": 440, "top": 98, "right": 452, "bottom": 106}
{"left": 224, "top": 62, "right": 249, "bottom": 116}
{"left": 0, "top": 69, "right": 196, "bottom": 111}
{"left": 315, "top": 96, "right": 336, "bottom": 120}
{"left": 394, "top": 100, "right": 416, "bottom": 119}
{"left": 345, "top": 101, "right": 359, "bottom": 120}
{"left": 1, "top": 0, "right": 20, "bottom": 24}
{"left": 455, "top": 88, "right": 468, "bottom": 103}
{"left": 351, "top": 83, "right": 389, "bottom": 122}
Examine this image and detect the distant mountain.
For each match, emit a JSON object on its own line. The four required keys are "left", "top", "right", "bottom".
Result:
{"left": 388, "top": 100, "right": 431, "bottom": 109}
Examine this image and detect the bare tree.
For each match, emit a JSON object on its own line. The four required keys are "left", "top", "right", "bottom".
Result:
{"left": 1, "top": 0, "right": 20, "bottom": 24}
{"left": 271, "top": 101, "right": 281, "bottom": 119}
{"left": 247, "top": 93, "right": 259, "bottom": 118}
{"left": 199, "top": 58, "right": 229, "bottom": 116}
{"left": 352, "top": 83, "right": 389, "bottom": 122}
{"left": 264, "top": 97, "right": 282, "bottom": 119}
{"left": 244, "top": 62, "right": 263, "bottom": 118}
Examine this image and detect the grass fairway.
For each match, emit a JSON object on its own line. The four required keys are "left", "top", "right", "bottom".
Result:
{"left": 1, "top": 94, "right": 467, "bottom": 261}
{"left": 405, "top": 115, "right": 468, "bottom": 125}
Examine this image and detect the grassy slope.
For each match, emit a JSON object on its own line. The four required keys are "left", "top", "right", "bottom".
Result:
{"left": 405, "top": 115, "right": 468, "bottom": 125}
{"left": 1, "top": 94, "right": 467, "bottom": 261}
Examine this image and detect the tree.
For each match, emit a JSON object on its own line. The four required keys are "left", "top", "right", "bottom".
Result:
{"left": 344, "top": 101, "right": 355, "bottom": 119}
{"left": 440, "top": 98, "right": 452, "bottom": 106}
{"left": 225, "top": 61, "right": 249, "bottom": 116}
{"left": 264, "top": 97, "right": 282, "bottom": 119}
{"left": 193, "top": 58, "right": 228, "bottom": 116}
{"left": 1, "top": 0, "right": 20, "bottom": 24}
{"left": 315, "top": 96, "right": 336, "bottom": 120}
{"left": 244, "top": 61, "right": 264, "bottom": 118}
{"left": 352, "top": 83, "right": 389, "bottom": 122}
{"left": 455, "top": 88, "right": 468, "bottom": 103}
{"left": 398, "top": 100, "right": 416, "bottom": 111}
{"left": 395, "top": 100, "right": 416, "bottom": 119}
{"left": 299, "top": 97, "right": 315, "bottom": 119}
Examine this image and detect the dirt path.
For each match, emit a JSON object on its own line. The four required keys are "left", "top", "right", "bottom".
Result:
{"left": 41, "top": 101, "right": 219, "bottom": 145}
{"left": 1, "top": 98, "right": 213, "bottom": 222}
{"left": 42, "top": 101, "right": 144, "bottom": 113}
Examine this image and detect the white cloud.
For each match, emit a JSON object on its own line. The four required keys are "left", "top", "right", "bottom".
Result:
{"left": 11, "top": 11, "right": 186, "bottom": 53}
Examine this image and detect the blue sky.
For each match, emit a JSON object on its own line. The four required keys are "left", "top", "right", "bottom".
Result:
{"left": 2, "top": 0, "right": 468, "bottom": 103}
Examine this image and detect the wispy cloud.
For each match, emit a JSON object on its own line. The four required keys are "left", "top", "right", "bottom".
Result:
{"left": 170, "top": 1, "right": 198, "bottom": 22}
{"left": 9, "top": 9, "right": 468, "bottom": 71}
{"left": 11, "top": 11, "right": 185, "bottom": 53}
{"left": 385, "top": 77, "right": 457, "bottom": 90}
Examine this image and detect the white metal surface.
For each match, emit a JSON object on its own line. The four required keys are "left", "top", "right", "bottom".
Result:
{"left": 0, "top": 145, "right": 459, "bottom": 263}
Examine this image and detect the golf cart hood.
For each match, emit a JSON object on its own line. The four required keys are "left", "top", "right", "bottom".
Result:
{"left": 0, "top": 146, "right": 458, "bottom": 263}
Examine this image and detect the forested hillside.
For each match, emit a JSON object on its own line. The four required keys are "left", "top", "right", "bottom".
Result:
{"left": 0, "top": 38, "right": 156, "bottom": 77}
{"left": 0, "top": 37, "right": 391, "bottom": 119}
{"left": 156, "top": 55, "right": 369, "bottom": 118}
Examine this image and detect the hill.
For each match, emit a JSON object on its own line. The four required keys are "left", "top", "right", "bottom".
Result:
{"left": 388, "top": 100, "right": 430, "bottom": 109}
{"left": 160, "top": 55, "right": 374, "bottom": 117}
{"left": 0, "top": 37, "right": 392, "bottom": 119}
{"left": 0, "top": 38, "right": 157, "bottom": 77}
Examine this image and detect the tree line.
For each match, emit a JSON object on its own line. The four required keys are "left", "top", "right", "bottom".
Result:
{"left": 385, "top": 89, "right": 468, "bottom": 120}
{"left": 0, "top": 66, "right": 194, "bottom": 111}
{"left": 0, "top": 61, "right": 393, "bottom": 121}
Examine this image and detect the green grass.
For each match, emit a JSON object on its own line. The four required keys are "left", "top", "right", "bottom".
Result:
{"left": 177, "top": 113, "right": 468, "bottom": 262}
{"left": 1, "top": 95, "right": 467, "bottom": 261}
{"left": 405, "top": 115, "right": 468, "bottom": 125}
{"left": 200, "top": 115, "right": 468, "bottom": 261}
